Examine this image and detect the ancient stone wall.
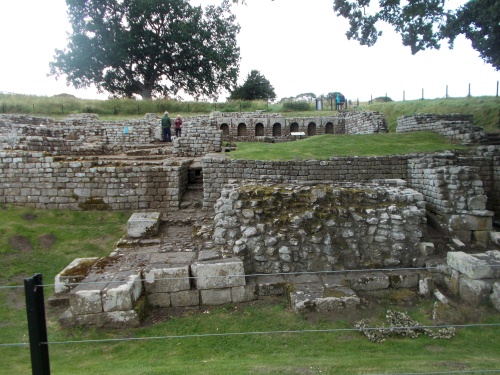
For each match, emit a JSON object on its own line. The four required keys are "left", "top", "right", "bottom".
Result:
{"left": 0, "top": 151, "right": 189, "bottom": 211}
{"left": 212, "top": 182, "right": 427, "bottom": 273}
{"left": 396, "top": 114, "right": 486, "bottom": 145}
{"left": 201, "top": 154, "right": 409, "bottom": 210}
{"left": 173, "top": 123, "right": 222, "bottom": 157}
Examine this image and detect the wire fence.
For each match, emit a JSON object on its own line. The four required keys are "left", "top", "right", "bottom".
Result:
{"left": 1, "top": 266, "right": 500, "bottom": 374}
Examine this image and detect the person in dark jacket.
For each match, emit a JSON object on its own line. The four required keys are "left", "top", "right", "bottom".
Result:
{"left": 161, "top": 111, "right": 171, "bottom": 142}
{"left": 174, "top": 115, "right": 182, "bottom": 138}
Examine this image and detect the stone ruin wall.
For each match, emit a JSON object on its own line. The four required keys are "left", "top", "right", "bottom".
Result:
{"left": 212, "top": 182, "right": 428, "bottom": 274}
{"left": 0, "top": 151, "right": 189, "bottom": 212}
{"left": 397, "top": 114, "right": 486, "bottom": 145}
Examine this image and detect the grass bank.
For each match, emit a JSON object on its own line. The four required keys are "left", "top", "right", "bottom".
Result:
{"left": 1, "top": 205, "right": 499, "bottom": 374}
{"left": 230, "top": 132, "right": 468, "bottom": 160}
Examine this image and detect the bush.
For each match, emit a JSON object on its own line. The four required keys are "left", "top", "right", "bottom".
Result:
{"left": 282, "top": 100, "right": 312, "bottom": 111}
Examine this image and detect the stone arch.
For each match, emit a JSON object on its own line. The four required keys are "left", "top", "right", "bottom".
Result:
{"left": 220, "top": 123, "right": 229, "bottom": 136}
{"left": 255, "top": 123, "right": 264, "bottom": 136}
{"left": 273, "top": 123, "right": 282, "bottom": 136}
{"left": 325, "top": 122, "right": 333, "bottom": 134}
{"left": 237, "top": 123, "right": 247, "bottom": 136}
{"left": 308, "top": 122, "right": 317, "bottom": 136}
{"left": 290, "top": 122, "right": 299, "bottom": 133}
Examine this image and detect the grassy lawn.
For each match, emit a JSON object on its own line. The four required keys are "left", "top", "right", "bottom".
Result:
{"left": 230, "top": 132, "right": 468, "bottom": 160}
{"left": 1, "top": 205, "right": 499, "bottom": 374}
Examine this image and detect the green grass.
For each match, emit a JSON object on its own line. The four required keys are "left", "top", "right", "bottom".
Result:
{"left": 367, "top": 96, "right": 500, "bottom": 132}
{"left": 230, "top": 132, "right": 468, "bottom": 160}
{"left": 1, "top": 205, "right": 500, "bottom": 374}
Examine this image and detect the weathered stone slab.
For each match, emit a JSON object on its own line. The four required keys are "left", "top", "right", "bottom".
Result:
{"left": 459, "top": 275, "right": 494, "bottom": 305}
{"left": 171, "top": 290, "right": 200, "bottom": 307}
{"left": 54, "top": 257, "right": 98, "bottom": 294}
{"left": 231, "top": 278, "right": 257, "bottom": 303}
{"left": 143, "top": 264, "right": 191, "bottom": 293}
{"left": 321, "top": 273, "right": 349, "bottom": 288}
{"left": 386, "top": 270, "right": 419, "bottom": 289}
{"left": 102, "top": 270, "right": 143, "bottom": 312}
{"left": 191, "top": 258, "right": 245, "bottom": 290}
{"left": 491, "top": 282, "right": 500, "bottom": 312}
{"left": 127, "top": 212, "right": 160, "bottom": 238}
{"left": 290, "top": 284, "right": 359, "bottom": 314}
{"left": 447, "top": 251, "right": 500, "bottom": 279}
{"left": 59, "top": 308, "right": 141, "bottom": 328}
{"left": 255, "top": 274, "right": 287, "bottom": 296}
{"left": 147, "top": 292, "right": 171, "bottom": 307}
{"left": 284, "top": 273, "right": 321, "bottom": 285}
{"left": 69, "top": 273, "right": 113, "bottom": 315}
{"left": 150, "top": 252, "right": 197, "bottom": 264}
{"left": 348, "top": 272, "right": 390, "bottom": 291}
{"left": 198, "top": 250, "right": 220, "bottom": 262}
{"left": 200, "top": 288, "right": 232, "bottom": 305}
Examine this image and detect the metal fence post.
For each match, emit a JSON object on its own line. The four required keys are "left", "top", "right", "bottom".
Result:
{"left": 24, "top": 274, "right": 50, "bottom": 375}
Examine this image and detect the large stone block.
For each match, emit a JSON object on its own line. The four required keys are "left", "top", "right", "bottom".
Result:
{"left": 491, "top": 282, "right": 500, "bottom": 312}
{"left": 143, "top": 264, "right": 191, "bottom": 293}
{"left": 171, "top": 290, "right": 200, "bottom": 307}
{"left": 459, "top": 275, "right": 494, "bottom": 305}
{"left": 54, "top": 257, "right": 98, "bottom": 294}
{"left": 231, "top": 278, "right": 257, "bottom": 303}
{"left": 147, "top": 292, "right": 171, "bottom": 307}
{"left": 200, "top": 288, "right": 232, "bottom": 305}
{"left": 290, "top": 284, "right": 360, "bottom": 315}
{"left": 191, "top": 258, "right": 245, "bottom": 290}
{"left": 447, "top": 251, "right": 500, "bottom": 279}
{"left": 127, "top": 212, "right": 160, "bottom": 238}
{"left": 59, "top": 308, "right": 141, "bottom": 328}
{"left": 102, "top": 270, "right": 143, "bottom": 312}
{"left": 255, "top": 274, "right": 287, "bottom": 296}
{"left": 386, "top": 270, "right": 419, "bottom": 289}
{"left": 69, "top": 273, "right": 113, "bottom": 315}
{"left": 348, "top": 272, "right": 389, "bottom": 291}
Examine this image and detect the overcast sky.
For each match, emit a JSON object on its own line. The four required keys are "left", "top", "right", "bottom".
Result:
{"left": 0, "top": 0, "right": 499, "bottom": 102}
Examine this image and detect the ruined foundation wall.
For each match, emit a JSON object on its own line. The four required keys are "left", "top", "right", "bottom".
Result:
{"left": 396, "top": 114, "right": 486, "bottom": 144}
{"left": 201, "top": 154, "right": 408, "bottom": 210}
{"left": 212, "top": 182, "right": 427, "bottom": 273}
{"left": 173, "top": 123, "right": 222, "bottom": 157}
{"left": 0, "top": 151, "right": 189, "bottom": 211}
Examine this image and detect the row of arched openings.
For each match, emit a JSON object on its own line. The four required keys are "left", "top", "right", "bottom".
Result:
{"left": 219, "top": 122, "right": 338, "bottom": 137}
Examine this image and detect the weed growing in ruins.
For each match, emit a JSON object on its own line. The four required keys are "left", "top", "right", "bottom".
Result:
{"left": 355, "top": 309, "right": 456, "bottom": 343}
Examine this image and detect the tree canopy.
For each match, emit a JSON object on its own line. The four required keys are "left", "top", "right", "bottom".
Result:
{"left": 229, "top": 70, "right": 277, "bottom": 101}
{"left": 50, "top": 0, "right": 241, "bottom": 99}
{"left": 333, "top": 0, "right": 500, "bottom": 70}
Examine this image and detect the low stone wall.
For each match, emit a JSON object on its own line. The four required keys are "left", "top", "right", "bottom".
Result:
{"left": 212, "top": 181, "right": 428, "bottom": 273}
{"left": 0, "top": 151, "right": 189, "bottom": 211}
{"left": 201, "top": 154, "right": 409, "bottom": 210}
{"left": 173, "top": 123, "right": 222, "bottom": 157}
{"left": 396, "top": 114, "right": 486, "bottom": 145}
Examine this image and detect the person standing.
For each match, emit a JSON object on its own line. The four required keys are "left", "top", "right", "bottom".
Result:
{"left": 161, "top": 111, "right": 171, "bottom": 142}
{"left": 174, "top": 115, "right": 182, "bottom": 138}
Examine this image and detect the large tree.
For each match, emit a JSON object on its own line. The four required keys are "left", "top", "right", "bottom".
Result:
{"left": 333, "top": 0, "right": 500, "bottom": 70}
{"left": 229, "top": 70, "right": 277, "bottom": 101}
{"left": 50, "top": 0, "right": 241, "bottom": 99}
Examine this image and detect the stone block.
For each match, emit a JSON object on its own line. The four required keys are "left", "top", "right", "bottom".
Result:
{"left": 386, "top": 270, "right": 419, "bottom": 289}
{"left": 200, "top": 288, "right": 232, "bottom": 305}
{"left": 419, "top": 242, "right": 435, "bottom": 256}
{"left": 348, "top": 272, "right": 389, "bottom": 291}
{"left": 472, "top": 231, "right": 489, "bottom": 247}
{"left": 69, "top": 273, "right": 112, "bottom": 315}
{"left": 59, "top": 308, "right": 141, "bottom": 328}
{"left": 127, "top": 212, "right": 160, "bottom": 238}
{"left": 143, "top": 264, "right": 191, "bottom": 293}
{"left": 198, "top": 250, "right": 220, "bottom": 261}
{"left": 191, "top": 258, "right": 245, "bottom": 290}
{"left": 321, "top": 274, "right": 350, "bottom": 288}
{"left": 102, "top": 270, "right": 143, "bottom": 312}
{"left": 171, "top": 290, "right": 200, "bottom": 307}
{"left": 463, "top": 214, "right": 492, "bottom": 231}
{"left": 54, "top": 257, "right": 98, "bottom": 294}
{"left": 447, "top": 251, "right": 500, "bottom": 279}
{"left": 255, "top": 274, "right": 287, "bottom": 296}
{"left": 150, "top": 252, "right": 197, "bottom": 264}
{"left": 290, "top": 284, "right": 359, "bottom": 315}
{"left": 231, "top": 278, "right": 257, "bottom": 303}
{"left": 147, "top": 292, "right": 171, "bottom": 307}
{"left": 418, "top": 276, "right": 434, "bottom": 298}
{"left": 459, "top": 275, "right": 494, "bottom": 305}
{"left": 491, "top": 282, "right": 500, "bottom": 312}
{"left": 489, "top": 232, "right": 500, "bottom": 246}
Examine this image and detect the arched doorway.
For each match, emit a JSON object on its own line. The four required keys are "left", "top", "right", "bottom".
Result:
{"left": 325, "top": 122, "right": 333, "bottom": 134}
{"left": 237, "top": 123, "right": 247, "bottom": 136}
{"left": 255, "top": 123, "right": 264, "bottom": 136}
{"left": 220, "top": 123, "right": 229, "bottom": 136}
{"left": 273, "top": 123, "right": 282, "bottom": 136}
{"left": 290, "top": 122, "right": 299, "bottom": 133}
{"left": 308, "top": 122, "right": 316, "bottom": 136}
